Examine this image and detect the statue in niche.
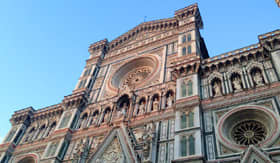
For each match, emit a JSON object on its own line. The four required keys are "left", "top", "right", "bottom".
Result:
{"left": 103, "top": 110, "right": 110, "bottom": 123}
{"left": 167, "top": 94, "right": 174, "bottom": 107}
{"left": 232, "top": 77, "right": 242, "bottom": 91}
{"left": 117, "top": 102, "right": 128, "bottom": 118}
{"left": 213, "top": 81, "right": 222, "bottom": 97}
{"left": 92, "top": 115, "right": 98, "bottom": 126}
{"left": 253, "top": 71, "right": 264, "bottom": 86}
{"left": 152, "top": 97, "right": 159, "bottom": 111}
{"left": 142, "top": 122, "right": 156, "bottom": 161}
{"left": 138, "top": 100, "right": 145, "bottom": 115}
{"left": 73, "top": 138, "right": 90, "bottom": 161}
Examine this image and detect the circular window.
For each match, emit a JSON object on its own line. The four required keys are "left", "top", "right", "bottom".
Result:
{"left": 110, "top": 56, "right": 159, "bottom": 90}
{"left": 231, "top": 120, "right": 267, "bottom": 146}
{"left": 216, "top": 105, "right": 280, "bottom": 151}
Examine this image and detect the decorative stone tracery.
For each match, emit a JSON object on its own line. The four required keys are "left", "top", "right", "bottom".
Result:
{"left": 121, "top": 66, "right": 153, "bottom": 89}
{"left": 231, "top": 120, "right": 267, "bottom": 146}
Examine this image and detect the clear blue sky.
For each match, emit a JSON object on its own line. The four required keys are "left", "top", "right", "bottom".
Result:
{"left": 0, "top": 0, "right": 279, "bottom": 141}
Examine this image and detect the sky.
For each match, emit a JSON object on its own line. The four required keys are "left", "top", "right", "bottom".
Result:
{"left": 0, "top": 0, "right": 279, "bottom": 141}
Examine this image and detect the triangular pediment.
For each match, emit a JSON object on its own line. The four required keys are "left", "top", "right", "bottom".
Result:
{"left": 241, "top": 145, "right": 273, "bottom": 163}
{"left": 89, "top": 126, "right": 137, "bottom": 163}
{"left": 108, "top": 18, "right": 178, "bottom": 50}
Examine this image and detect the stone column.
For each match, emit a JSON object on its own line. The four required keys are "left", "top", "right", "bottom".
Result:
{"left": 134, "top": 101, "right": 139, "bottom": 116}
{"left": 240, "top": 71, "right": 247, "bottom": 89}
{"left": 224, "top": 73, "right": 230, "bottom": 93}
{"left": 226, "top": 73, "right": 233, "bottom": 93}
{"left": 161, "top": 93, "right": 167, "bottom": 110}
{"left": 243, "top": 68, "right": 252, "bottom": 88}
{"left": 158, "top": 94, "right": 163, "bottom": 111}
{"left": 146, "top": 96, "right": 151, "bottom": 113}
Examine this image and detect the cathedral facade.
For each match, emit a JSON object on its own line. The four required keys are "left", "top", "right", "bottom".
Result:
{"left": 1, "top": 4, "right": 280, "bottom": 163}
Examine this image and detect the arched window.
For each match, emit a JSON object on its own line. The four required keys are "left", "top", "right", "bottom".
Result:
{"left": 59, "top": 112, "right": 72, "bottom": 129}
{"left": 181, "top": 113, "right": 187, "bottom": 129}
{"left": 24, "top": 127, "right": 35, "bottom": 142}
{"left": 37, "top": 124, "right": 46, "bottom": 139}
{"left": 102, "top": 107, "right": 111, "bottom": 123}
{"left": 182, "top": 35, "right": 186, "bottom": 43}
{"left": 188, "top": 112, "right": 194, "bottom": 127}
{"left": 182, "top": 47, "right": 187, "bottom": 56}
{"left": 187, "top": 80, "right": 193, "bottom": 96}
{"left": 79, "top": 113, "right": 88, "bottom": 129}
{"left": 187, "top": 45, "right": 192, "bottom": 54}
{"left": 181, "top": 82, "right": 187, "bottom": 97}
{"left": 180, "top": 136, "right": 187, "bottom": 157}
{"left": 187, "top": 34, "right": 191, "bottom": 42}
{"left": 90, "top": 110, "right": 99, "bottom": 126}
{"left": 18, "top": 157, "right": 36, "bottom": 163}
{"left": 47, "top": 122, "right": 56, "bottom": 137}
{"left": 189, "top": 135, "right": 195, "bottom": 155}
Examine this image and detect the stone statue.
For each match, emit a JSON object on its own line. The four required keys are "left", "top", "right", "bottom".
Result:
{"left": 232, "top": 77, "right": 242, "bottom": 91}
{"left": 122, "top": 102, "right": 128, "bottom": 117}
{"left": 138, "top": 101, "right": 145, "bottom": 115}
{"left": 118, "top": 102, "right": 128, "bottom": 118}
{"left": 167, "top": 94, "right": 173, "bottom": 107}
{"left": 142, "top": 122, "right": 156, "bottom": 161}
{"left": 103, "top": 111, "right": 110, "bottom": 123}
{"left": 152, "top": 98, "right": 159, "bottom": 111}
{"left": 92, "top": 115, "right": 98, "bottom": 126}
{"left": 253, "top": 71, "right": 264, "bottom": 86}
{"left": 73, "top": 138, "right": 90, "bottom": 161}
{"left": 213, "top": 82, "right": 222, "bottom": 97}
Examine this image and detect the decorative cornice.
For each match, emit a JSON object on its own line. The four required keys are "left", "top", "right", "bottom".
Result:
{"left": 87, "top": 3, "right": 201, "bottom": 56}
{"left": 202, "top": 82, "right": 280, "bottom": 110}
{"left": 62, "top": 90, "right": 88, "bottom": 110}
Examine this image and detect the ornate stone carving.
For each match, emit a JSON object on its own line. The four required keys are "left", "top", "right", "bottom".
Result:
{"left": 232, "top": 77, "right": 242, "bottom": 91}
{"left": 117, "top": 103, "right": 128, "bottom": 118}
{"left": 213, "top": 81, "right": 222, "bottom": 97}
{"left": 138, "top": 100, "right": 145, "bottom": 115}
{"left": 73, "top": 138, "right": 91, "bottom": 161}
{"left": 98, "top": 137, "right": 125, "bottom": 163}
{"left": 152, "top": 97, "right": 159, "bottom": 111}
{"left": 103, "top": 110, "right": 111, "bottom": 123}
{"left": 253, "top": 71, "right": 264, "bottom": 86}
{"left": 142, "top": 122, "right": 156, "bottom": 162}
{"left": 167, "top": 94, "right": 174, "bottom": 107}
{"left": 121, "top": 66, "right": 152, "bottom": 89}
{"left": 231, "top": 120, "right": 267, "bottom": 146}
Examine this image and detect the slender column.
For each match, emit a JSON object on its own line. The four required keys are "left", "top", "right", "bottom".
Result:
{"left": 145, "top": 96, "right": 150, "bottom": 113}
{"left": 221, "top": 78, "right": 226, "bottom": 95}
{"left": 98, "top": 108, "right": 105, "bottom": 125}
{"left": 247, "top": 70, "right": 254, "bottom": 88}
{"left": 262, "top": 65, "right": 269, "bottom": 84}
{"left": 127, "top": 100, "right": 133, "bottom": 120}
{"left": 241, "top": 71, "right": 246, "bottom": 89}
{"left": 134, "top": 101, "right": 139, "bottom": 116}
{"left": 243, "top": 68, "right": 251, "bottom": 88}
{"left": 161, "top": 94, "right": 167, "bottom": 110}
{"left": 227, "top": 74, "right": 233, "bottom": 93}
{"left": 158, "top": 93, "right": 163, "bottom": 111}
{"left": 43, "top": 126, "right": 51, "bottom": 138}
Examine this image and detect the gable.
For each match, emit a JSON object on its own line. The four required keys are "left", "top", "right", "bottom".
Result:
{"left": 89, "top": 127, "right": 137, "bottom": 163}
{"left": 241, "top": 145, "right": 273, "bottom": 163}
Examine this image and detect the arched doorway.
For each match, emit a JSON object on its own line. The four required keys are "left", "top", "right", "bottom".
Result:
{"left": 18, "top": 157, "right": 36, "bottom": 163}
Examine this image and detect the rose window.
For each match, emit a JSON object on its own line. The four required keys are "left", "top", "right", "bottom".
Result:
{"left": 231, "top": 120, "right": 267, "bottom": 146}
{"left": 110, "top": 57, "right": 158, "bottom": 90}
{"left": 216, "top": 106, "right": 280, "bottom": 152}
{"left": 121, "top": 66, "right": 152, "bottom": 89}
